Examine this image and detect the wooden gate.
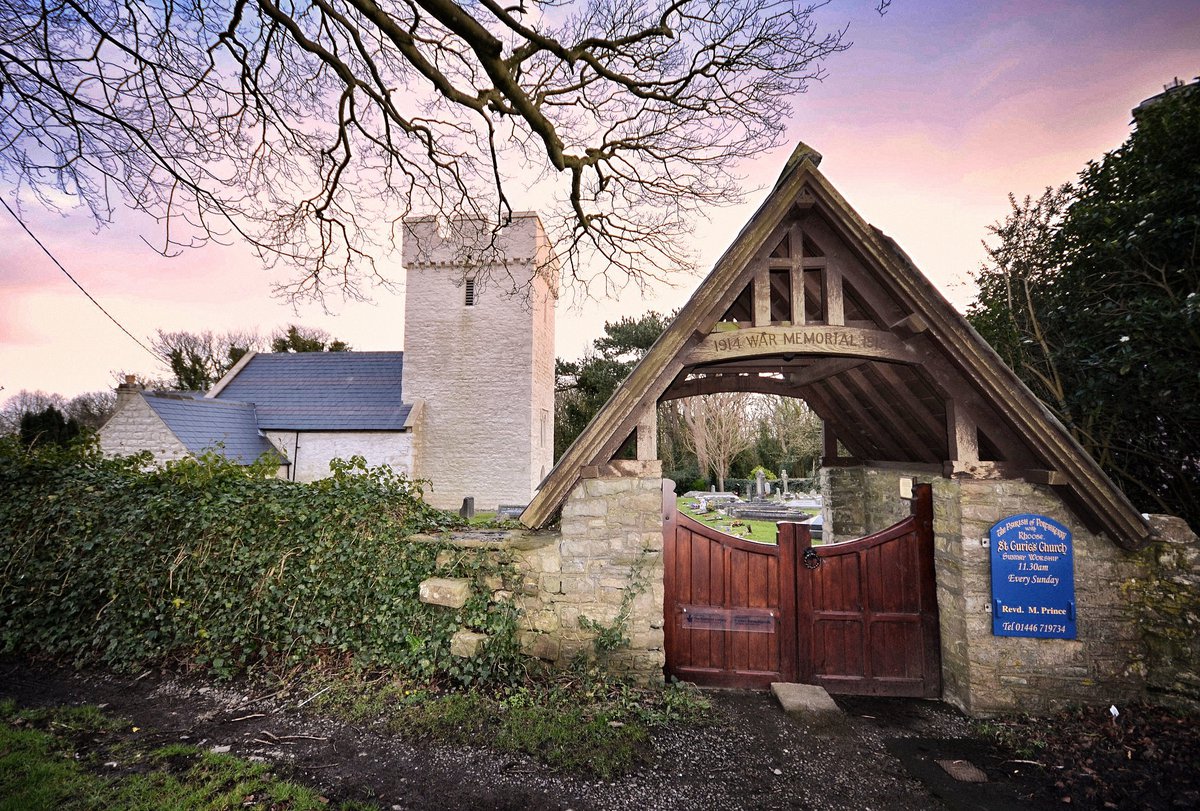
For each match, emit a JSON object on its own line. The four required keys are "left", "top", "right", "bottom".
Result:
{"left": 664, "top": 484, "right": 941, "bottom": 697}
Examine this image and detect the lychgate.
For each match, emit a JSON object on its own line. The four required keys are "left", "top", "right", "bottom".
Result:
{"left": 516, "top": 143, "right": 1176, "bottom": 716}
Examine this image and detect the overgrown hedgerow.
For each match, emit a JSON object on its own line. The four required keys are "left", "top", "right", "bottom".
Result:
{"left": 0, "top": 438, "right": 523, "bottom": 684}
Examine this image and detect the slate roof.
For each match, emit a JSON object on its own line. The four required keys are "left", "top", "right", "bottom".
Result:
{"left": 143, "top": 394, "right": 283, "bottom": 465}
{"left": 211, "top": 352, "right": 410, "bottom": 430}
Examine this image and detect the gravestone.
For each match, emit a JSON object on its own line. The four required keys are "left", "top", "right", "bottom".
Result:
{"left": 496, "top": 504, "right": 526, "bottom": 519}
{"left": 459, "top": 496, "right": 475, "bottom": 520}
{"left": 781, "top": 469, "right": 790, "bottom": 496}
{"left": 755, "top": 469, "right": 767, "bottom": 499}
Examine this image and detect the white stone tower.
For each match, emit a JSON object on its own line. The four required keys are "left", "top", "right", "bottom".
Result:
{"left": 401, "top": 213, "right": 558, "bottom": 511}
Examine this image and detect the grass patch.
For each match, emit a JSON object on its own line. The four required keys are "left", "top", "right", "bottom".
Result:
{"left": 303, "top": 665, "right": 711, "bottom": 778}
{"left": 0, "top": 700, "right": 372, "bottom": 811}
{"left": 676, "top": 496, "right": 812, "bottom": 544}
{"left": 464, "top": 511, "right": 522, "bottom": 529}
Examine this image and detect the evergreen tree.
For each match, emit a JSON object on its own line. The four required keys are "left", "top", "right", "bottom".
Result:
{"left": 19, "top": 406, "right": 80, "bottom": 448}
{"left": 554, "top": 312, "right": 672, "bottom": 459}
{"left": 969, "top": 81, "right": 1200, "bottom": 528}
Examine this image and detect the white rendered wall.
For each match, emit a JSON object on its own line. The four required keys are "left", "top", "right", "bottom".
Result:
{"left": 402, "top": 213, "right": 558, "bottom": 510}
{"left": 265, "top": 431, "right": 414, "bottom": 483}
{"left": 98, "top": 396, "right": 191, "bottom": 464}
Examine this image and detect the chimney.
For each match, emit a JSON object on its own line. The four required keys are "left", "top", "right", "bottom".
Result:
{"left": 1132, "top": 76, "right": 1197, "bottom": 121}
{"left": 115, "top": 374, "right": 143, "bottom": 409}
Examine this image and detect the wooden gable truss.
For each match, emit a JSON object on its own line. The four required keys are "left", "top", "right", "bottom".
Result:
{"left": 522, "top": 145, "right": 1152, "bottom": 550}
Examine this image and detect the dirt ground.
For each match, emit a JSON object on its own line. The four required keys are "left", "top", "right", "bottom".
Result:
{"left": 0, "top": 658, "right": 1102, "bottom": 810}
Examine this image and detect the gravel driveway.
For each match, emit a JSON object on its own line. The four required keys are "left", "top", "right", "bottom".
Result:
{"left": 1, "top": 660, "right": 1050, "bottom": 810}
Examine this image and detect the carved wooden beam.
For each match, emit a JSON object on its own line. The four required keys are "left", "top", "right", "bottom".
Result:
{"left": 686, "top": 325, "right": 913, "bottom": 365}
{"left": 659, "top": 358, "right": 866, "bottom": 401}
{"left": 890, "top": 313, "right": 929, "bottom": 338}
{"left": 1023, "top": 468, "right": 1067, "bottom": 485}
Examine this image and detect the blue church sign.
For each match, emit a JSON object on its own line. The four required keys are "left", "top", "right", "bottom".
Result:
{"left": 990, "top": 514, "right": 1076, "bottom": 639}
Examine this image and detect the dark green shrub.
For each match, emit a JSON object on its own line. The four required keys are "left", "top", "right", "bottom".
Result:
{"left": 0, "top": 439, "right": 522, "bottom": 684}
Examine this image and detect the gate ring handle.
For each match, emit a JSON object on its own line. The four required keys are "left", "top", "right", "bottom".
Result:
{"left": 803, "top": 547, "right": 822, "bottom": 569}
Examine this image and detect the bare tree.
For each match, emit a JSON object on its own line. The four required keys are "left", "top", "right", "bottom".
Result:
{"left": 65, "top": 390, "right": 118, "bottom": 429}
{"left": 0, "top": 1, "right": 860, "bottom": 299}
{"left": 0, "top": 390, "right": 67, "bottom": 435}
{"left": 150, "top": 329, "right": 265, "bottom": 390}
{"left": 679, "top": 391, "right": 755, "bottom": 492}
{"left": 756, "top": 394, "right": 821, "bottom": 477}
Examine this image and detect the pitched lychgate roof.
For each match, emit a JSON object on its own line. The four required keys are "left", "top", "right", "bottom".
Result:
{"left": 209, "top": 352, "right": 410, "bottom": 430}
{"left": 143, "top": 394, "right": 283, "bottom": 465}
{"left": 522, "top": 144, "right": 1152, "bottom": 550}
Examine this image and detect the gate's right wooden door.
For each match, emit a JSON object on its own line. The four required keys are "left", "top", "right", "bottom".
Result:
{"left": 788, "top": 483, "right": 941, "bottom": 698}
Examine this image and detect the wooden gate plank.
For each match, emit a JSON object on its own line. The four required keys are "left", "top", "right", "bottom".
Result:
{"left": 791, "top": 484, "right": 942, "bottom": 698}
{"left": 664, "top": 510, "right": 793, "bottom": 687}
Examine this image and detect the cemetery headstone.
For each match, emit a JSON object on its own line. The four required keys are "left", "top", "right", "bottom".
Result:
{"left": 459, "top": 496, "right": 475, "bottom": 520}
{"left": 496, "top": 504, "right": 526, "bottom": 519}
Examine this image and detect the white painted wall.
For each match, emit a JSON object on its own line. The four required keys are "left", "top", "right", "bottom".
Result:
{"left": 265, "top": 430, "right": 414, "bottom": 483}
{"left": 402, "top": 213, "right": 558, "bottom": 510}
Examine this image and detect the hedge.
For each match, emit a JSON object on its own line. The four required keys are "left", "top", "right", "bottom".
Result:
{"left": 0, "top": 440, "right": 523, "bottom": 684}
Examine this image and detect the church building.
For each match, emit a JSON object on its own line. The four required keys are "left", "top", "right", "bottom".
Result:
{"left": 98, "top": 212, "right": 559, "bottom": 512}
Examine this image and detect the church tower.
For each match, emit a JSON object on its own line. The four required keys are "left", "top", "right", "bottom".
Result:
{"left": 401, "top": 213, "right": 558, "bottom": 511}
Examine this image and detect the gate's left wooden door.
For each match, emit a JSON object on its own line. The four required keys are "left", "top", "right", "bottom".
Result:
{"left": 663, "top": 510, "right": 797, "bottom": 688}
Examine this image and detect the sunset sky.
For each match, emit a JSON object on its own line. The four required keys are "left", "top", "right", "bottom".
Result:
{"left": 2, "top": 0, "right": 1197, "bottom": 401}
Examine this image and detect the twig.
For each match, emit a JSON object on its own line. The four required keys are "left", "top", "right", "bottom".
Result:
{"left": 232, "top": 688, "right": 287, "bottom": 712}
{"left": 229, "top": 713, "right": 266, "bottom": 723}
{"left": 295, "top": 685, "right": 332, "bottom": 709}
{"left": 1003, "top": 759, "right": 1046, "bottom": 767}
{"left": 277, "top": 734, "right": 328, "bottom": 741}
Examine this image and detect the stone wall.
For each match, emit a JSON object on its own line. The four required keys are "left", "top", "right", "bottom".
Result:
{"left": 419, "top": 466, "right": 666, "bottom": 681}
{"left": 402, "top": 213, "right": 557, "bottom": 511}
{"left": 264, "top": 430, "right": 413, "bottom": 482}
{"left": 820, "top": 463, "right": 1200, "bottom": 715}
{"left": 98, "top": 395, "right": 190, "bottom": 463}
{"left": 1126, "top": 514, "right": 1200, "bottom": 710}
{"left": 935, "top": 477, "right": 1149, "bottom": 715}
{"left": 547, "top": 466, "right": 666, "bottom": 678}
{"left": 418, "top": 462, "right": 1198, "bottom": 710}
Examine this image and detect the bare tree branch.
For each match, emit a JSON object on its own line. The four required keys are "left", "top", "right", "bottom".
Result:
{"left": 0, "top": 0, "right": 853, "bottom": 300}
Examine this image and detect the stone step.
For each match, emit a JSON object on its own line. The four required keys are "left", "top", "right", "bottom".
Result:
{"left": 770, "top": 682, "right": 845, "bottom": 729}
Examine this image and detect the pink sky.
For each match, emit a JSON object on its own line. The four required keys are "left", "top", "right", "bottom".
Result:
{"left": 2, "top": 0, "right": 1197, "bottom": 400}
